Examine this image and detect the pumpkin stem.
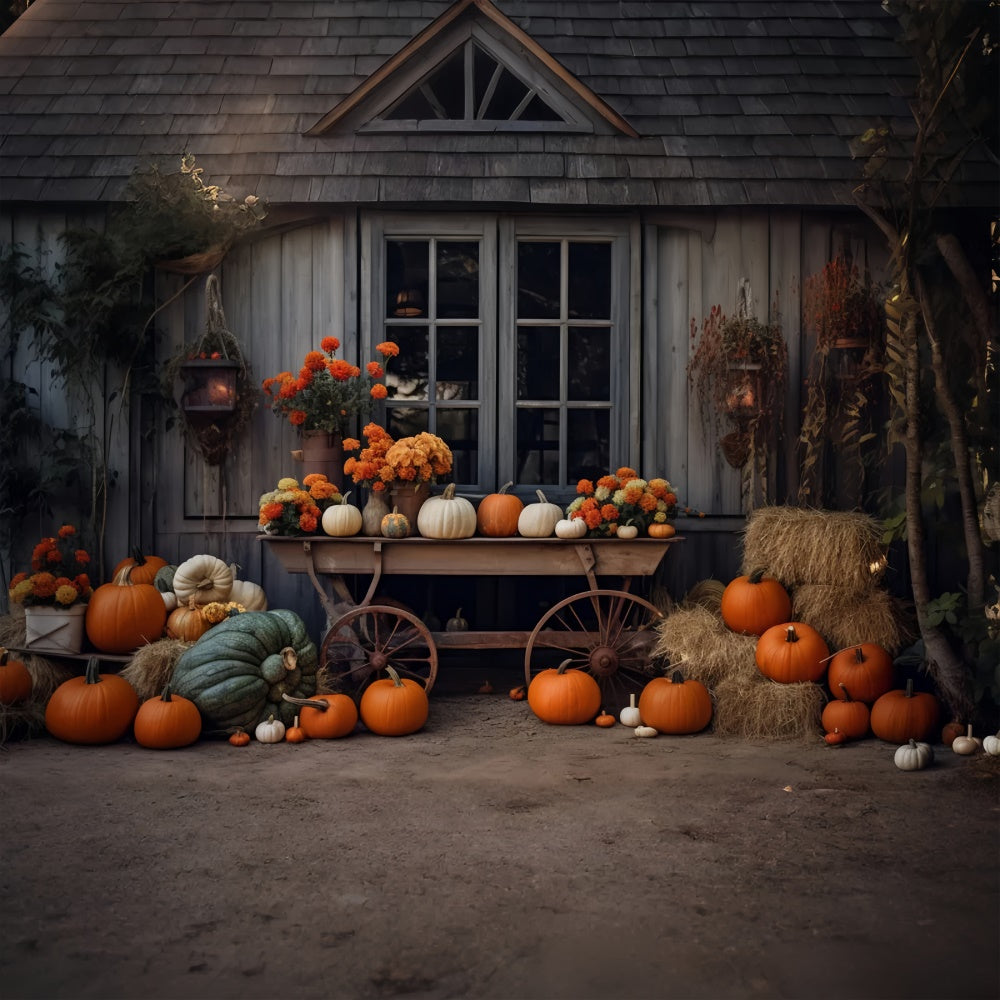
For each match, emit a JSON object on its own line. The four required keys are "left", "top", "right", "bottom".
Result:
{"left": 784, "top": 625, "right": 799, "bottom": 643}
{"left": 628, "top": 693, "right": 636, "bottom": 709}
{"left": 535, "top": 489, "right": 548, "bottom": 503}
{"left": 282, "top": 692, "right": 330, "bottom": 712}
{"left": 160, "top": 684, "right": 174, "bottom": 702}
{"left": 281, "top": 647, "right": 298, "bottom": 674}
{"left": 555, "top": 658, "right": 575, "bottom": 674}
{"left": 442, "top": 483, "right": 457, "bottom": 499}
{"left": 84, "top": 656, "right": 102, "bottom": 684}
{"left": 748, "top": 569, "right": 767, "bottom": 584}
{"left": 499, "top": 481, "right": 514, "bottom": 494}
{"left": 0, "top": 650, "right": 8, "bottom": 666}
{"left": 670, "top": 669, "right": 685, "bottom": 684}
{"left": 385, "top": 664, "right": 405, "bottom": 687}
{"left": 904, "top": 678, "right": 914, "bottom": 698}
{"left": 130, "top": 545, "right": 147, "bottom": 566}
{"left": 838, "top": 681, "right": 853, "bottom": 702}
{"left": 853, "top": 646, "right": 865, "bottom": 663}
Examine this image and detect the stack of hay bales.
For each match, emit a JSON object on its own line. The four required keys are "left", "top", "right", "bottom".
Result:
{"left": 653, "top": 507, "right": 914, "bottom": 740}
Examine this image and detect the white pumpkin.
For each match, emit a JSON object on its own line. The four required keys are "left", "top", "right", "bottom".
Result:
{"left": 554, "top": 517, "right": 587, "bottom": 539}
{"left": 517, "top": 490, "right": 563, "bottom": 538}
{"left": 894, "top": 738, "right": 934, "bottom": 771}
{"left": 982, "top": 731, "right": 1000, "bottom": 756}
{"left": 416, "top": 484, "right": 477, "bottom": 539}
{"left": 617, "top": 524, "right": 639, "bottom": 540}
{"left": 951, "top": 725, "right": 981, "bottom": 755}
{"left": 634, "top": 725, "right": 658, "bottom": 738}
{"left": 228, "top": 572, "right": 268, "bottom": 611}
{"left": 619, "top": 693, "right": 641, "bottom": 728}
{"left": 322, "top": 492, "right": 363, "bottom": 537}
{"left": 255, "top": 714, "right": 286, "bottom": 743}
{"left": 160, "top": 591, "right": 178, "bottom": 613}
{"left": 172, "top": 554, "right": 234, "bottom": 606}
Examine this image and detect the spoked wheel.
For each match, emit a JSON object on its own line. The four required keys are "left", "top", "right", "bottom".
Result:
{"left": 321, "top": 604, "right": 438, "bottom": 699}
{"left": 524, "top": 589, "right": 664, "bottom": 713}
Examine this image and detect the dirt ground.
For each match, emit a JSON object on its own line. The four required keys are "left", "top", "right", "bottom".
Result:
{"left": 1, "top": 673, "right": 998, "bottom": 1000}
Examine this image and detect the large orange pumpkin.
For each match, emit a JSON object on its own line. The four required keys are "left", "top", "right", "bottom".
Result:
{"left": 359, "top": 665, "right": 428, "bottom": 736}
{"left": 282, "top": 691, "right": 358, "bottom": 739}
{"left": 869, "top": 678, "right": 940, "bottom": 743}
{"left": 720, "top": 570, "right": 792, "bottom": 636}
{"left": 821, "top": 682, "right": 870, "bottom": 740}
{"left": 0, "top": 648, "right": 32, "bottom": 704}
{"left": 527, "top": 658, "right": 601, "bottom": 725}
{"left": 638, "top": 669, "right": 713, "bottom": 734}
{"left": 755, "top": 622, "right": 829, "bottom": 684}
{"left": 85, "top": 565, "right": 168, "bottom": 654}
{"left": 45, "top": 656, "right": 139, "bottom": 745}
{"left": 476, "top": 482, "right": 524, "bottom": 537}
{"left": 827, "top": 643, "right": 894, "bottom": 704}
{"left": 133, "top": 684, "right": 202, "bottom": 749}
{"left": 113, "top": 547, "right": 169, "bottom": 587}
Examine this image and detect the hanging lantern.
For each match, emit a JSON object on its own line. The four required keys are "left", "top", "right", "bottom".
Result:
{"left": 179, "top": 357, "right": 240, "bottom": 415}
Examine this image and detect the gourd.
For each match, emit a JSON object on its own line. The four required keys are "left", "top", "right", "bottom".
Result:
{"left": 229, "top": 728, "right": 250, "bottom": 747}
{"left": 45, "top": 657, "right": 139, "bottom": 745}
{"left": 638, "top": 670, "right": 713, "bottom": 735}
{"left": 619, "top": 693, "right": 641, "bottom": 728}
{"left": 616, "top": 524, "right": 639, "bottom": 540}
{"left": 821, "top": 683, "right": 870, "bottom": 741}
{"left": 166, "top": 597, "right": 209, "bottom": 643}
{"left": 554, "top": 517, "right": 587, "bottom": 540}
{"left": 113, "top": 547, "right": 169, "bottom": 587}
{"left": 755, "top": 622, "right": 829, "bottom": 684}
{"left": 228, "top": 572, "right": 268, "bottom": 612}
{"left": 172, "top": 554, "right": 234, "bottom": 606}
{"left": 255, "top": 714, "right": 286, "bottom": 743}
{"left": 359, "top": 665, "right": 429, "bottom": 736}
{"left": 982, "top": 731, "right": 1000, "bottom": 756}
{"left": 381, "top": 506, "right": 410, "bottom": 539}
{"left": 170, "top": 609, "right": 319, "bottom": 732}
{"left": 322, "top": 492, "right": 363, "bottom": 537}
{"left": 870, "top": 679, "right": 940, "bottom": 743}
{"left": 508, "top": 684, "right": 527, "bottom": 701}
{"left": 827, "top": 643, "right": 894, "bottom": 704}
{"left": 285, "top": 716, "right": 306, "bottom": 743}
{"left": 154, "top": 565, "right": 179, "bottom": 612}
{"left": 446, "top": 608, "right": 469, "bottom": 632}
{"left": 647, "top": 523, "right": 676, "bottom": 539}
{"left": 527, "top": 658, "right": 601, "bottom": 726}
{"left": 133, "top": 684, "right": 202, "bottom": 749}
{"left": 720, "top": 570, "right": 792, "bottom": 636}
{"left": 824, "top": 728, "right": 847, "bottom": 746}
{"left": 0, "top": 649, "right": 32, "bottom": 704}
{"left": 85, "top": 565, "right": 169, "bottom": 654}
{"left": 941, "top": 721, "right": 965, "bottom": 747}
{"left": 517, "top": 490, "right": 563, "bottom": 538}
{"left": 476, "top": 481, "right": 523, "bottom": 537}
{"left": 595, "top": 710, "right": 616, "bottom": 728}
{"left": 417, "top": 483, "right": 477, "bottom": 539}
{"left": 894, "top": 738, "right": 934, "bottom": 771}
{"left": 634, "top": 725, "right": 658, "bottom": 738}
{"left": 951, "top": 724, "right": 981, "bottom": 755}
{"left": 282, "top": 691, "right": 357, "bottom": 739}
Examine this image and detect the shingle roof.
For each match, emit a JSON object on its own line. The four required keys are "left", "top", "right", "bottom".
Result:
{"left": 0, "top": 0, "right": 982, "bottom": 209}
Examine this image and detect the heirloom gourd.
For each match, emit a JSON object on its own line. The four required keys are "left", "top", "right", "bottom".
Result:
{"left": 172, "top": 554, "right": 234, "bottom": 606}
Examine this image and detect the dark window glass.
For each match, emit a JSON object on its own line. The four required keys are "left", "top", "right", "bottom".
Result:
{"left": 516, "top": 326, "right": 559, "bottom": 400}
{"left": 386, "top": 240, "right": 428, "bottom": 318}
{"left": 517, "top": 242, "right": 560, "bottom": 318}
{"left": 437, "top": 408, "right": 478, "bottom": 483}
{"left": 516, "top": 407, "right": 560, "bottom": 484}
{"left": 386, "top": 406, "right": 429, "bottom": 440}
{"left": 388, "top": 326, "right": 429, "bottom": 401}
{"left": 567, "top": 328, "right": 610, "bottom": 401}
{"left": 567, "top": 409, "right": 610, "bottom": 482}
{"left": 437, "top": 326, "right": 479, "bottom": 399}
{"left": 437, "top": 242, "right": 479, "bottom": 319}
{"left": 568, "top": 243, "right": 611, "bottom": 319}
{"left": 523, "top": 94, "right": 562, "bottom": 122}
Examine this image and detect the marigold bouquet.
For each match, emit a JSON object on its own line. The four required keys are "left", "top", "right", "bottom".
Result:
{"left": 8, "top": 525, "right": 93, "bottom": 607}
{"left": 344, "top": 426, "right": 453, "bottom": 487}
{"left": 343, "top": 423, "right": 395, "bottom": 492}
{"left": 258, "top": 475, "right": 343, "bottom": 535}
{"left": 262, "top": 336, "right": 400, "bottom": 437}
{"left": 565, "top": 469, "right": 677, "bottom": 536}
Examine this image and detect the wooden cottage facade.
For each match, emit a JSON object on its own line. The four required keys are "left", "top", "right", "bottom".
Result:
{"left": 0, "top": 1, "right": 990, "bottom": 640}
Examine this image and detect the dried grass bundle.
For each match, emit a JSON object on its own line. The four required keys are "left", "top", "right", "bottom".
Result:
{"left": 0, "top": 701, "right": 47, "bottom": 744}
{"left": 791, "top": 584, "right": 914, "bottom": 655}
{"left": 742, "top": 506, "right": 884, "bottom": 593}
{"left": 0, "top": 607, "right": 27, "bottom": 649}
{"left": 120, "top": 638, "right": 188, "bottom": 701}
{"left": 653, "top": 606, "right": 758, "bottom": 689}
{"left": 713, "top": 676, "right": 825, "bottom": 740}
{"left": 682, "top": 579, "right": 727, "bottom": 614}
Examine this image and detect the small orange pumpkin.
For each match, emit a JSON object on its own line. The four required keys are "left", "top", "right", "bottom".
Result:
{"left": 359, "top": 665, "right": 429, "bottom": 736}
{"left": 755, "top": 622, "right": 829, "bottom": 684}
{"left": 166, "top": 597, "right": 209, "bottom": 643}
{"left": 476, "top": 482, "right": 524, "bottom": 537}
{"left": 508, "top": 684, "right": 527, "bottom": 701}
{"left": 821, "top": 683, "right": 870, "bottom": 741}
{"left": 0, "top": 648, "right": 33, "bottom": 704}
{"left": 824, "top": 728, "right": 848, "bottom": 746}
{"left": 229, "top": 728, "right": 250, "bottom": 747}
{"left": 647, "top": 522, "right": 676, "bottom": 539}
{"left": 285, "top": 715, "right": 306, "bottom": 743}
{"left": 113, "top": 547, "right": 169, "bottom": 587}
{"left": 595, "top": 710, "right": 616, "bottom": 728}
{"left": 282, "top": 692, "right": 358, "bottom": 739}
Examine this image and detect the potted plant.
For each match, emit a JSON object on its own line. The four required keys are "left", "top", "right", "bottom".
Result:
{"left": 564, "top": 469, "right": 678, "bottom": 537}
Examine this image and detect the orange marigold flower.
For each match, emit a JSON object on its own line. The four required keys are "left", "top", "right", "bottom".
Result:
{"left": 74, "top": 574, "right": 91, "bottom": 594}
{"left": 579, "top": 497, "right": 598, "bottom": 512}
{"left": 600, "top": 504, "right": 619, "bottom": 522}
{"left": 58, "top": 524, "right": 76, "bottom": 538}
{"left": 261, "top": 376, "right": 278, "bottom": 394}
{"left": 321, "top": 336, "right": 340, "bottom": 354}
{"left": 665, "top": 493, "right": 677, "bottom": 506}
{"left": 289, "top": 409, "right": 307, "bottom": 426}
{"left": 74, "top": 550, "right": 90, "bottom": 564}
{"left": 597, "top": 475, "right": 619, "bottom": 491}
{"left": 304, "top": 350, "right": 327, "bottom": 372}
{"left": 367, "top": 362, "right": 384, "bottom": 378}
{"left": 576, "top": 479, "right": 595, "bottom": 495}
{"left": 297, "top": 369, "right": 314, "bottom": 387}
{"left": 370, "top": 384, "right": 388, "bottom": 400}
{"left": 376, "top": 341, "right": 400, "bottom": 357}
{"left": 46, "top": 549, "right": 63, "bottom": 564}
{"left": 298, "top": 512, "right": 318, "bottom": 533}
{"left": 260, "top": 502, "right": 284, "bottom": 522}
{"left": 302, "top": 474, "right": 326, "bottom": 487}
{"left": 328, "top": 359, "right": 354, "bottom": 381}
{"left": 278, "top": 379, "right": 299, "bottom": 400}
{"left": 371, "top": 481, "right": 387, "bottom": 492}
{"left": 31, "top": 572, "right": 58, "bottom": 597}
{"left": 583, "top": 508, "right": 603, "bottom": 529}
{"left": 310, "top": 481, "right": 338, "bottom": 500}
{"left": 343, "top": 438, "right": 361, "bottom": 451}
{"left": 616, "top": 467, "right": 638, "bottom": 482}
{"left": 639, "top": 493, "right": 658, "bottom": 512}
{"left": 10, "top": 572, "right": 27, "bottom": 587}
{"left": 623, "top": 486, "right": 644, "bottom": 505}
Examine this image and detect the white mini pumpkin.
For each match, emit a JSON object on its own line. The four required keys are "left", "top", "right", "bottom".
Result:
{"left": 255, "top": 714, "right": 286, "bottom": 743}
{"left": 894, "top": 738, "right": 934, "bottom": 771}
{"left": 517, "top": 490, "right": 563, "bottom": 538}
{"left": 322, "top": 492, "right": 363, "bottom": 537}
{"left": 554, "top": 517, "right": 587, "bottom": 539}
{"left": 983, "top": 731, "right": 1000, "bottom": 757}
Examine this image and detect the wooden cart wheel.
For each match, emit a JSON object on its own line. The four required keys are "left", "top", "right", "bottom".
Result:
{"left": 524, "top": 589, "right": 664, "bottom": 712}
{"left": 321, "top": 604, "right": 438, "bottom": 698}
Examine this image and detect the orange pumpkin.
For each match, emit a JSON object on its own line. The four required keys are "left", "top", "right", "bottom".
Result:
{"left": 166, "top": 597, "right": 209, "bottom": 643}
{"left": 821, "top": 683, "right": 870, "bottom": 741}
{"left": 870, "top": 678, "right": 940, "bottom": 743}
{"left": 476, "top": 482, "right": 524, "bottom": 537}
{"left": 647, "top": 522, "right": 676, "bottom": 539}
{"left": 755, "top": 622, "right": 829, "bottom": 684}
{"left": 85, "top": 565, "right": 168, "bottom": 654}
{"left": 827, "top": 643, "right": 893, "bottom": 704}
{"left": 527, "top": 659, "right": 601, "bottom": 725}
{"left": 113, "top": 547, "right": 169, "bottom": 587}
{"left": 359, "top": 665, "right": 429, "bottom": 736}
{"left": 0, "top": 648, "right": 32, "bottom": 704}
{"left": 638, "top": 670, "right": 713, "bottom": 734}
{"left": 720, "top": 570, "right": 792, "bottom": 636}
{"left": 133, "top": 684, "right": 202, "bottom": 749}
{"left": 508, "top": 684, "right": 527, "bottom": 701}
{"left": 45, "top": 657, "right": 139, "bottom": 745}
{"left": 595, "top": 710, "right": 617, "bottom": 728}
{"left": 285, "top": 716, "right": 307, "bottom": 743}
{"left": 282, "top": 692, "right": 358, "bottom": 739}
{"left": 229, "top": 728, "right": 251, "bottom": 747}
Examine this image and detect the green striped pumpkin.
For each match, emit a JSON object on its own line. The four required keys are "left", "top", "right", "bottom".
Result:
{"left": 170, "top": 609, "right": 318, "bottom": 732}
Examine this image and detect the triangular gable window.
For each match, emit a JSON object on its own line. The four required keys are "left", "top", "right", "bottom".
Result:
{"left": 305, "top": 0, "right": 636, "bottom": 138}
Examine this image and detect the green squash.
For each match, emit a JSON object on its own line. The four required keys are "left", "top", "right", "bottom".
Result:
{"left": 170, "top": 608, "right": 318, "bottom": 731}
{"left": 153, "top": 564, "right": 177, "bottom": 594}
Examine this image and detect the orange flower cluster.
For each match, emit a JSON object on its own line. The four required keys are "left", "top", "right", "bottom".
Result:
{"left": 262, "top": 336, "right": 400, "bottom": 436}
{"left": 565, "top": 468, "right": 677, "bottom": 536}
{"left": 258, "top": 474, "right": 343, "bottom": 536}
{"left": 344, "top": 426, "right": 453, "bottom": 487}
{"left": 8, "top": 525, "right": 93, "bottom": 607}
{"left": 343, "top": 423, "right": 394, "bottom": 492}
{"left": 803, "top": 253, "right": 883, "bottom": 347}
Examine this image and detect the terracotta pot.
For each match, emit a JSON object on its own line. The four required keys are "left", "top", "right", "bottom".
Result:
{"left": 389, "top": 482, "right": 431, "bottom": 536}
{"left": 294, "top": 431, "right": 344, "bottom": 484}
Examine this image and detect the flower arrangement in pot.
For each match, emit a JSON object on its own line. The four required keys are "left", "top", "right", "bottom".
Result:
{"left": 8, "top": 525, "right": 93, "bottom": 609}
{"left": 564, "top": 469, "right": 677, "bottom": 537}
{"left": 257, "top": 475, "right": 343, "bottom": 536}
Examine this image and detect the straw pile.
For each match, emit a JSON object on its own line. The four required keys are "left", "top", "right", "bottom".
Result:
{"left": 713, "top": 677, "right": 826, "bottom": 739}
{"left": 791, "top": 584, "right": 913, "bottom": 653}
{"left": 119, "top": 638, "right": 188, "bottom": 701}
{"left": 653, "top": 604, "right": 757, "bottom": 689}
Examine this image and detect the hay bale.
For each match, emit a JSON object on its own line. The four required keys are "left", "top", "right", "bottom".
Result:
{"left": 653, "top": 605, "right": 758, "bottom": 689}
{"left": 120, "top": 638, "right": 188, "bottom": 701}
{"left": 791, "top": 584, "right": 914, "bottom": 655}
{"left": 713, "top": 676, "right": 825, "bottom": 740}
{"left": 682, "top": 578, "right": 727, "bottom": 614}
{"left": 742, "top": 506, "right": 884, "bottom": 593}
